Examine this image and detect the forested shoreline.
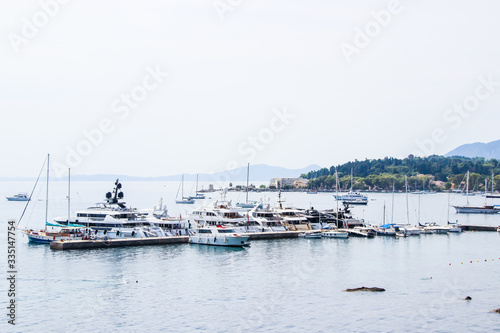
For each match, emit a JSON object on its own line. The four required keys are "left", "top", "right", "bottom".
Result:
{"left": 301, "top": 155, "right": 500, "bottom": 191}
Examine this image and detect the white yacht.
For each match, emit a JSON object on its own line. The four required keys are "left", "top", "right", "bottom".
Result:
{"left": 53, "top": 180, "right": 166, "bottom": 239}
{"left": 189, "top": 191, "right": 262, "bottom": 233}
{"left": 333, "top": 169, "right": 368, "bottom": 205}
{"left": 6, "top": 193, "right": 30, "bottom": 201}
{"left": 189, "top": 225, "right": 250, "bottom": 247}
{"left": 249, "top": 201, "right": 287, "bottom": 232}
{"left": 333, "top": 192, "right": 368, "bottom": 205}
{"left": 454, "top": 171, "right": 499, "bottom": 214}
{"left": 272, "top": 191, "right": 319, "bottom": 230}
{"left": 142, "top": 198, "right": 190, "bottom": 236}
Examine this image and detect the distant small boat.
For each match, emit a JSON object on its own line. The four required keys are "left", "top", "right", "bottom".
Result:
{"left": 176, "top": 197, "right": 195, "bottom": 204}
{"left": 236, "top": 163, "right": 256, "bottom": 208}
{"left": 334, "top": 192, "right": 368, "bottom": 205}
{"left": 188, "top": 175, "right": 205, "bottom": 200}
{"left": 333, "top": 169, "right": 368, "bottom": 204}
{"left": 188, "top": 193, "right": 205, "bottom": 200}
{"left": 176, "top": 175, "right": 194, "bottom": 204}
{"left": 307, "top": 190, "right": 318, "bottom": 194}
{"left": 236, "top": 202, "right": 257, "bottom": 209}
{"left": 6, "top": 193, "right": 30, "bottom": 201}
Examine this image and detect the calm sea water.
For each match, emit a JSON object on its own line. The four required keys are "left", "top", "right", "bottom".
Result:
{"left": 1, "top": 180, "right": 500, "bottom": 332}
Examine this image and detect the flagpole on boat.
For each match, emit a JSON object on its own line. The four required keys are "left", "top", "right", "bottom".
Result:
{"left": 391, "top": 181, "right": 395, "bottom": 224}
{"left": 68, "top": 168, "right": 71, "bottom": 225}
{"left": 45, "top": 153, "right": 50, "bottom": 226}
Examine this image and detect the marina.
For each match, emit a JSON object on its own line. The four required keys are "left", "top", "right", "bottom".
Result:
{"left": 3, "top": 179, "right": 500, "bottom": 332}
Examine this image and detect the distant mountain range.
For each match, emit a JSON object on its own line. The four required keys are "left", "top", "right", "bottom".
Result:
{"left": 445, "top": 139, "right": 500, "bottom": 159}
{"left": 0, "top": 164, "right": 321, "bottom": 183}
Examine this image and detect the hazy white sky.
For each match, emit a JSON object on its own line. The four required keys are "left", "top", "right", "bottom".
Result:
{"left": 1, "top": 0, "right": 499, "bottom": 178}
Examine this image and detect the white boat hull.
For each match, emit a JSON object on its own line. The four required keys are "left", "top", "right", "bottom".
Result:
{"left": 189, "top": 234, "right": 249, "bottom": 247}
{"left": 454, "top": 206, "right": 499, "bottom": 214}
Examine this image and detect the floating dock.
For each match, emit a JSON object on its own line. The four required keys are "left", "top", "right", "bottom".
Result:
{"left": 50, "top": 231, "right": 304, "bottom": 250}
{"left": 50, "top": 236, "right": 189, "bottom": 250}
{"left": 458, "top": 225, "right": 499, "bottom": 232}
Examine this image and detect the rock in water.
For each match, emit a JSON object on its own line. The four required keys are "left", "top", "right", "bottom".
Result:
{"left": 493, "top": 308, "right": 500, "bottom": 313}
{"left": 344, "top": 286, "right": 385, "bottom": 292}
{"left": 465, "top": 296, "right": 472, "bottom": 301}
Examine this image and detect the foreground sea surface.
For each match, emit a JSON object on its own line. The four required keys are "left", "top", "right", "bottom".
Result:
{"left": 1, "top": 180, "right": 500, "bottom": 332}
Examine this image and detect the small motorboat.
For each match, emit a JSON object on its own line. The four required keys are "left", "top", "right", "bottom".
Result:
{"left": 189, "top": 225, "right": 250, "bottom": 247}
{"left": 6, "top": 193, "right": 30, "bottom": 201}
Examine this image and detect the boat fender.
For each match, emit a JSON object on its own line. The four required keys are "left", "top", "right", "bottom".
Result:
{"left": 53, "top": 236, "right": 55, "bottom": 240}
{"left": 214, "top": 237, "right": 216, "bottom": 243}
{"left": 224, "top": 236, "right": 227, "bottom": 244}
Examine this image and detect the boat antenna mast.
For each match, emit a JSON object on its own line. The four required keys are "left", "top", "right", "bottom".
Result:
{"left": 106, "top": 179, "right": 124, "bottom": 206}
{"left": 405, "top": 175, "right": 410, "bottom": 225}
{"left": 45, "top": 153, "right": 50, "bottom": 225}
{"left": 245, "top": 163, "right": 250, "bottom": 205}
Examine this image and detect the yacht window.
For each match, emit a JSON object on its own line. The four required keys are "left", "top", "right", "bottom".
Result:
{"left": 218, "top": 229, "right": 236, "bottom": 233}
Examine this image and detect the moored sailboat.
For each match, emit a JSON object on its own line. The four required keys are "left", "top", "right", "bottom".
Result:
{"left": 454, "top": 171, "right": 499, "bottom": 214}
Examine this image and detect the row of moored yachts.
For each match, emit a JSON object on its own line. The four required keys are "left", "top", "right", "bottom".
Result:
{"left": 22, "top": 180, "right": 467, "bottom": 247}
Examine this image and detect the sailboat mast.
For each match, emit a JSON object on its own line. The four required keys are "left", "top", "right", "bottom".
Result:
{"left": 45, "top": 154, "right": 50, "bottom": 224}
{"left": 336, "top": 169, "right": 339, "bottom": 227}
{"left": 391, "top": 182, "right": 395, "bottom": 224}
{"left": 68, "top": 168, "right": 71, "bottom": 223}
{"left": 350, "top": 168, "right": 353, "bottom": 192}
{"left": 195, "top": 174, "right": 198, "bottom": 194}
{"left": 447, "top": 190, "right": 451, "bottom": 223}
{"left": 466, "top": 171, "right": 469, "bottom": 205}
{"left": 417, "top": 192, "right": 421, "bottom": 224}
{"left": 245, "top": 163, "right": 249, "bottom": 204}
{"left": 383, "top": 201, "right": 386, "bottom": 224}
{"left": 492, "top": 173, "right": 495, "bottom": 194}
{"left": 405, "top": 176, "right": 409, "bottom": 225}
{"left": 181, "top": 174, "right": 184, "bottom": 198}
